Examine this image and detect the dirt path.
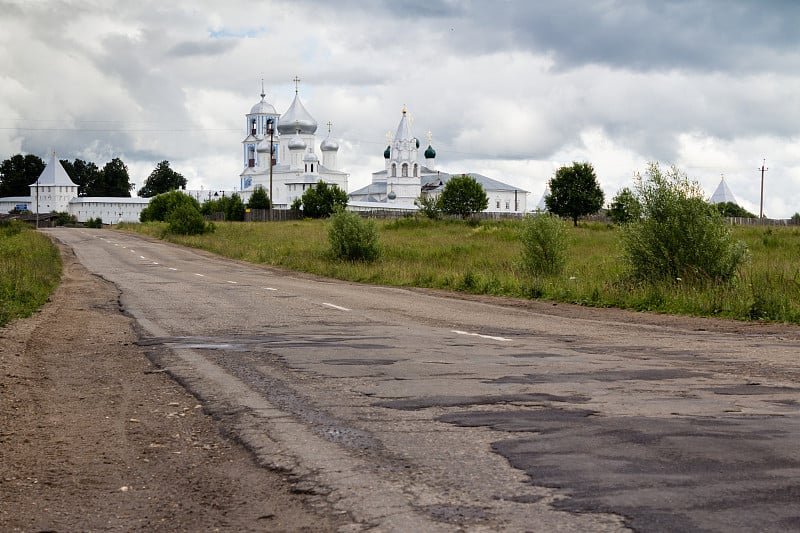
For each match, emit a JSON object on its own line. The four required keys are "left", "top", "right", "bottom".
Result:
{"left": 0, "top": 243, "right": 347, "bottom": 532}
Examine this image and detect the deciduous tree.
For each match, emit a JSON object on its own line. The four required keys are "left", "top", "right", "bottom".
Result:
{"left": 137, "top": 160, "right": 186, "bottom": 197}
{"left": 546, "top": 162, "right": 604, "bottom": 226}
{"left": 438, "top": 174, "right": 488, "bottom": 219}
{"left": 299, "top": 182, "right": 348, "bottom": 218}
{"left": 0, "top": 154, "right": 45, "bottom": 197}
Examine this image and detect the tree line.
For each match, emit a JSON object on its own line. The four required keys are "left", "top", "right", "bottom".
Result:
{"left": 0, "top": 153, "right": 187, "bottom": 199}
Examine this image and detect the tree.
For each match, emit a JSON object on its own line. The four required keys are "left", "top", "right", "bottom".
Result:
{"left": 0, "top": 154, "right": 45, "bottom": 197}
{"left": 438, "top": 174, "right": 488, "bottom": 219}
{"left": 140, "top": 190, "right": 201, "bottom": 222}
{"left": 791, "top": 212, "right": 800, "bottom": 224}
{"left": 61, "top": 159, "right": 102, "bottom": 197}
{"left": 546, "top": 162, "right": 604, "bottom": 226}
{"left": 298, "top": 181, "right": 349, "bottom": 218}
{"left": 137, "top": 160, "right": 186, "bottom": 197}
{"left": 201, "top": 194, "right": 245, "bottom": 221}
{"left": 414, "top": 195, "right": 442, "bottom": 219}
{"left": 714, "top": 202, "right": 756, "bottom": 218}
{"left": 95, "top": 158, "right": 133, "bottom": 197}
{"left": 608, "top": 187, "right": 642, "bottom": 224}
{"left": 620, "top": 163, "right": 747, "bottom": 282}
{"left": 247, "top": 186, "right": 271, "bottom": 210}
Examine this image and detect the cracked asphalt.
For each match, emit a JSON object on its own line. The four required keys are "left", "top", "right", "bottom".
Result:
{"left": 47, "top": 227, "right": 800, "bottom": 532}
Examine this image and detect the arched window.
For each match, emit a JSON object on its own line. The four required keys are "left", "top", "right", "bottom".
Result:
{"left": 413, "top": 164, "right": 418, "bottom": 177}
{"left": 402, "top": 163, "right": 408, "bottom": 177}
{"left": 391, "top": 163, "right": 397, "bottom": 177}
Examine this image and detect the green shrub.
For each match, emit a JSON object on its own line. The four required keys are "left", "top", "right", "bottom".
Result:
{"left": 167, "top": 204, "right": 212, "bottom": 235}
{"left": 84, "top": 217, "right": 103, "bottom": 228}
{"left": 414, "top": 195, "right": 442, "bottom": 219}
{"left": 141, "top": 190, "right": 201, "bottom": 222}
{"left": 608, "top": 187, "right": 641, "bottom": 224}
{"left": 519, "top": 213, "right": 568, "bottom": 277}
{"left": 327, "top": 209, "right": 380, "bottom": 261}
{"left": 54, "top": 212, "right": 77, "bottom": 226}
{"left": 620, "top": 163, "right": 748, "bottom": 282}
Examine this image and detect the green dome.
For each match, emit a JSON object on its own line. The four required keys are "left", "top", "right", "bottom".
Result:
{"left": 424, "top": 144, "right": 436, "bottom": 159}
{"left": 384, "top": 145, "right": 391, "bottom": 159}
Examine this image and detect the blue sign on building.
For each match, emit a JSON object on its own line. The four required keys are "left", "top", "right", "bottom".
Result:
{"left": 14, "top": 204, "right": 28, "bottom": 211}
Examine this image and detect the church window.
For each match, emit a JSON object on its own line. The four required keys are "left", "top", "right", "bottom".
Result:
{"left": 496, "top": 200, "right": 501, "bottom": 209}
{"left": 402, "top": 163, "right": 408, "bottom": 177}
{"left": 413, "top": 164, "right": 418, "bottom": 177}
{"left": 391, "top": 163, "right": 397, "bottom": 177}
{"left": 311, "top": 164, "right": 314, "bottom": 172}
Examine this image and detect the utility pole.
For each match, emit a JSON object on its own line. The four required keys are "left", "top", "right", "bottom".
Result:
{"left": 758, "top": 159, "right": 768, "bottom": 219}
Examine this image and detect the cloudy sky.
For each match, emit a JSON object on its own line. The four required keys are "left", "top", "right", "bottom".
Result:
{"left": 2, "top": 0, "right": 799, "bottom": 217}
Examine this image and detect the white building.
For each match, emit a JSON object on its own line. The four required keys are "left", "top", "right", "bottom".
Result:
{"left": 0, "top": 152, "right": 149, "bottom": 223}
{"left": 710, "top": 175, "right": 738, "bottom": 205}
{"left": 349, "top": 108, "right": 528, "bottom": 213}
{"left": 238, "top": 81, "right": 348, "bottom": 207}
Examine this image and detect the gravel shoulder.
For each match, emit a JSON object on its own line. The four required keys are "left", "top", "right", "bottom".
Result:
{"left": 0, "top": 242, "right": 346, "bottom": 532}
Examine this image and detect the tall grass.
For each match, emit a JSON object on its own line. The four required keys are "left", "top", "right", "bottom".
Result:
{"left": 119, "top": 219, "right": 800, "bottom": 324}
{"left": 0, "top": 222, "right": 62, "bottom": 326}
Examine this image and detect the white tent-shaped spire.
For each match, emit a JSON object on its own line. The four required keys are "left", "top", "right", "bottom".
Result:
{"left": 710, "top": 175, "right": 737, "bottom": 205}
{"left": 32, "top": 152, "right": 77, "bottom": 187}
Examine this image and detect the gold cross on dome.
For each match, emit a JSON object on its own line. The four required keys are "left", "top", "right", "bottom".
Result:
{"left": 386, "top": 131, "right": 393, "bottom": 143}
{"left": 427, "top": 131, "right": 433, "bottom": 143}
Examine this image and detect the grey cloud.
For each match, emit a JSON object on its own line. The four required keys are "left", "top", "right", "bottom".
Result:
{"left": 168, "top": 39, "right": 238, "bottom": 58}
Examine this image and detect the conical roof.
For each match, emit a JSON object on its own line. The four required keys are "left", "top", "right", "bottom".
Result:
{"left": 33, "top": 152, "right": 77, "bottom": 187}
{"left": 710, "top": 176, "right": 737, "bottom": 205}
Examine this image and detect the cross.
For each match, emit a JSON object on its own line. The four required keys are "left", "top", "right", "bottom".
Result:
{"left": 293, "top": 76, "right": 301, "bottom": 93}
{"left": 386, "top": 131, "right": 393, "bottom": 143}
{"left": 427, "top": 131, "right": 433, "bottom": 143}
{"left": 327, "top": 121, "right": 333, "bottom": 133}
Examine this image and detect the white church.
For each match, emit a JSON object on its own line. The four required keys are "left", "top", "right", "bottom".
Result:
{"left": 348, "top": 107, "right": 529, "bottom": 213}
{"left": 237, "top": 80, "right": 348, "bottom": 207}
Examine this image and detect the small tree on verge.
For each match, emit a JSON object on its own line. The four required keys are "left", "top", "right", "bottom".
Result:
{"left": 327, "top": 208, "right": 381, "bottom": 262}
{"left": 299, "top": 181, "right": 348, "bottom": 218}
{"left": 519, "top": 213, "right": 569, "bottom": 277}
{"left": 414, "top": 195, "right": 442, "bottom": 219}
{"left": 247, "top": 186, "right": 271, "bottom": 210}
{"left": 608, "top": 187, "right": 642, "bottom": 224}
{"left": 140, "top": 190, "right": 200, "bottom": 222}
{"left": 439, "top": 174, "right": 488, "bottom": 219}
{"left": 167, "top": 204, "right": 212, "bottom": 235}
{"left": 546, "top": 162, "right": 604, "bottom": 226}
{"left": 620, "top": 162, "right": 747, "bottom": 282}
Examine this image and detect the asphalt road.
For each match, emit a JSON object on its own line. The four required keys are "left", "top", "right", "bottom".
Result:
{"left": 48, "top": 227, "right": 800, "bottom": 532}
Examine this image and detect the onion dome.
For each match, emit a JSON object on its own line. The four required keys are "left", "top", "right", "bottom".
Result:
{"left": 320, "top": 135, "right": 339, "bottom": 152}
{"left": 384, "top": 145, "right": 391, "bottom": 159}
{"left": 388, "top": 190, "right": 396, "bottom": 200}
{"left": 250, "top": 89, "right": 277, "bottom": 115}
{"left": 424, "top": 144, "right": 436, "bottom": 159}
{"left": 256, "top": 136, "right": 270, "bottom": 153}
{"left": 288, "top": 132, "right": 307, "bottom": 150}
{"left": 278, "top": 93, "right": 317, "bottom": 135}
{"left": 303, "top": 149, "right": 319, "bottom": 163}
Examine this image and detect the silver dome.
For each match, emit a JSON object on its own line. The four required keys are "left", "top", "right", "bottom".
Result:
{"left": 256, "top": 136, "right": 271, "bottom": 153}
{"left": 288, "top": 133, "right": 307, "bottom": 150}
{"left": 250, "top": 96, "right": 277, "bottom": 115}
{"left": 303, "top": 150, "right": 319, "bottom": 162}
{"left": 278, "top": 93, "right": 317, "bottom": 135}
{"left": 320, "top": 135, "right": 339, "bottom": 152}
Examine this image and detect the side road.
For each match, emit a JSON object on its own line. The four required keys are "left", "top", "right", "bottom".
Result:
{"left": 0, "top": 242, "right": 347, "bottom": 532}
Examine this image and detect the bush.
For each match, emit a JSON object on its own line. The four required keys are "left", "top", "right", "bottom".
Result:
{"left": 414, "top": 195, "right": 442, "bottom": 219}
{"left": 608, "top": 187, "right": 641, "bottom": 224}
{"left": 84, "top": 217, "right": 103, "bottom": 228}
{"left": 140, "top": 190, "right": 200, "bottom": 222}
{"left": 327, "top": 209, "right": 380, "bottom": 261}
{"left": 621, "top": 163, "right": 748, "bottom": 282}
{"left": 247, "top": 186, "right": 271, "bottom": 210}
{"left": 54, "top": 212, "right": 77, "bottom": 226}
{"left": 300, "top": 182, "right": 349, "bottom": 218}
{"left": 519, "top": 213, "right": 569, "bottom": 277}
{"left": 167, "top": 204, "right": 212, "bottom": 235}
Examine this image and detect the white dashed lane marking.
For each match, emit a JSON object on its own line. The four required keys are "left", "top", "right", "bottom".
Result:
{"left": 452, "top": 330, "right": 511, "bottom": 342}
{"left": 322, "top": 303, "right": 351, "bottom": 311}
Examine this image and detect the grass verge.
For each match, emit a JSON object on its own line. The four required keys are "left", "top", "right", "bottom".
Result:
{"left": 0, "top": 222, "right": 62, "bottom": 327}
{"left": 119, "top": 218, "right": 800, "bottom": 324}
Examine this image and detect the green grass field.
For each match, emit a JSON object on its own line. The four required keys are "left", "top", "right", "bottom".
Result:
{"left": 121, "top": 218, "right": 800, "bottom": 324}
{"left": 0, "top": 222, "right": 62, "bottom": 326}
